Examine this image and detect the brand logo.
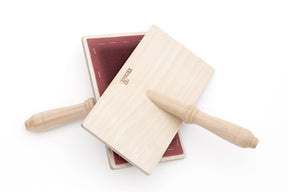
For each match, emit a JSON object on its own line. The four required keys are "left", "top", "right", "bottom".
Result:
{"left": 120, "top": 68, "right": 133, "bottom": 85}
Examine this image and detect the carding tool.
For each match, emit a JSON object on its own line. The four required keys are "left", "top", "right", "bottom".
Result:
{"left": 82, "top": 25, "right": 214, "bottom": 175}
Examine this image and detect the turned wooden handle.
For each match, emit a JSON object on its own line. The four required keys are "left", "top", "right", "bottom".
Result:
{"left": 183, "top": 105, "right": 258, "bottom": 148}
{"left": 25, "top": 98, "right": 95, "bottom": 132}
{"left": 146, "top": 90, "right": 258, "bottom": 148}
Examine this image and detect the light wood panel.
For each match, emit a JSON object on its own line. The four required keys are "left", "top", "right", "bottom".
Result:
{"left": 82, "top": 25, "right": 214, "bottom": 175}
{"left": 82, "top": 32, "right": 186, "bottom": 169}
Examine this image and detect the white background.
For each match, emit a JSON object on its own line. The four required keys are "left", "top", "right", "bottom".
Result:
{"left": 0, "top": 0, "right": 287, "bottom": 191}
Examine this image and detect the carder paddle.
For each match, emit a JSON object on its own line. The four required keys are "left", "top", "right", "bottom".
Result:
{"left": 82, "top": 25, "right": 214, "bottom": 175}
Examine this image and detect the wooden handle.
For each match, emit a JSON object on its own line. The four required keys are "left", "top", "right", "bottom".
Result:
{"left": 146, "top": 90, "right": 258, "bottom": 148}
{"left": 25, "top": 98, "right": 95, "bottom": 132}
{"left": 183, "top": 105, "right": 258, "bottom": 148}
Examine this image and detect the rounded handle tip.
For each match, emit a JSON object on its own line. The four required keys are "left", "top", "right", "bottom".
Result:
{"left": 25, "top": 118, "right": 41, "bottom": 132}
{"left": 25, "top": 119, "right": 37, "bottom": 131}
{"left": 250, "top": 137, "right": 259, "bottom": 149}
{"left": 25, "top": 120, "right": 30, "bottom": 130}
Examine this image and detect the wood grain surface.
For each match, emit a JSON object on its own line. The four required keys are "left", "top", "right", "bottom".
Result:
{"left": 82, "top": 32, "right": 186, "bottom": 169}
{"left": 82, "top": 25, "right": 214, "bottom": 174}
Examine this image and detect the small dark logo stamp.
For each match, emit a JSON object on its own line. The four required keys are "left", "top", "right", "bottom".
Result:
{"left": 120, "top": 68, "right": 133, "bottom": 85}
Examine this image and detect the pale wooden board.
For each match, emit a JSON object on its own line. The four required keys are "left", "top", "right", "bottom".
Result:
{"left": 82, "top": 25, "right": 214, "bottom": 174}
{"left": 82, "top": 32, "right": 186, "bottom": 169}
